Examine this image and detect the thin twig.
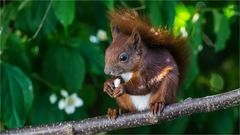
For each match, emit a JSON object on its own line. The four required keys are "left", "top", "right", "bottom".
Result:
{"left": 28, "top": 0, "right": 53, "bottom": 41}
{"left": 1, "top": 88, "right": 239, "bottom": 135}
{"left": 31, "top": 73, "right": 58, "bottom": 90}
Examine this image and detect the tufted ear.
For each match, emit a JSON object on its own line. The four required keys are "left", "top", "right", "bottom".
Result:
{"left": 130, "top": 28, "right": 142, "bottom": 53}
{"left": 111, "top": 25, "right": 120, "bottom": 39}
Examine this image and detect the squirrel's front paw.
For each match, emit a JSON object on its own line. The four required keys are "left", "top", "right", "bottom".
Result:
{"left": 103, "top": 80, "right": 115, "bottom": 97}
{"left": 150, "top": 102, "right": 165, "bottom": 115}
{"left": 113, "top": 85, "right": 125, "bottom": 97}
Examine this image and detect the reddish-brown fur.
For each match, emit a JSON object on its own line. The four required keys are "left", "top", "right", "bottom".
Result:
{"left": 108, "top": 9, "right": 189, "bottom": 81}
{"left": 104, "top": 9, "right": 190, "bottom": 119}
{"left": 116, "top": 94, "right": 136, "bottom": 111}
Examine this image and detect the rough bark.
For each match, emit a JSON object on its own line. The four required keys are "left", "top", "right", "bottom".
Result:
{"left": 1, "top": 88, "right": 240, "bottom": 135}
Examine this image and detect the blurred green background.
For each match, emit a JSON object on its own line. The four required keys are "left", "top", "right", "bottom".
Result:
{"left": 0, "top": 0, "right": 239, "bottom": 134}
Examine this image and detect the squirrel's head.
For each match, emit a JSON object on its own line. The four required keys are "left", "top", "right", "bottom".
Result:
{"left": 104, "top": 26, "right": 144, "bottom": 76}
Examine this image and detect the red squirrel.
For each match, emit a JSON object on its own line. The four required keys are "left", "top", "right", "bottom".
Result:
{"left": 103, "top": 9, "right": 189, "bottom": 119}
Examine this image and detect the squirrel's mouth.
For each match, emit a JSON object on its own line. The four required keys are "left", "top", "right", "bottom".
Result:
{"left": 111, "top": 72, "right": 133, "bottom": 83}
{"left": 109, "top": 70, "right": 124, "bottom": 77}
{"left": 110, "top": 72, "right": 121, "bottom": 77}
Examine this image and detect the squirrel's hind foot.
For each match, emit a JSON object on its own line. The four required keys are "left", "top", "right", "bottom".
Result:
{"left": 107, "top": 108, "right": 122, "bottom": 120}
{"left": 150, "top": 102, "right": 165, "bottom": 116}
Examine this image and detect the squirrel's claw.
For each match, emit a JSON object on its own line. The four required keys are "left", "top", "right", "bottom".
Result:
{"left": 150, "top": 102, "right": 165, "bottom": 116}
{"left": 107, "top": 108, "right": 121, "bottom": 120}
{"left": 113, "top": 85, "right": 125, "bottom": 97}
{"left": 104, "top": 80, "right": 115, "bottom": 97}
{"left": 104, "top": 88, "right": 113, "bottom": 97}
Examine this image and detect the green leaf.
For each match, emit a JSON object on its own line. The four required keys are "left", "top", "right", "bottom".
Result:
{"left": 71, "top": 38, "right": 104, "bottom": 75}
{"left": 154, "top": 116, "right": 189, "bottom": 134}
{"left": 213, "top": 10, "right": 230, "bottom": 52}
{"left": 162, "top": 1, "right": 176, "bottom": 28}
{"left": 181, "top": 14, "right": 202, "bottom": 91}
{"left": 80, "top": 85, "right": 97, "bottom": 107}
{"left": 100, "top": 94, "right": 117, "bottom": 114}
{"left": 0, "top": 1, "right": 20, "bottom": 48}
{"left": 191, "top": 16, "right": 202, "bottom": 52}
{"left": 210, "top": 73, "right": 224, "bottom": 92}
{"left": 65, "top": 106, "right": 87, "bottom": 121}
{"left": 147, "top": 1, "right": 175, "bottom": 28}
{"left": 147, "top": 1, "right": 163, "bottom": 27}
{"left": 173, "top": 3, "right": 191, "bottom": 34}
{"left": 205, "top": 109, "right": 235, "bottom": 133}
{"left": 175, "top": 3, "right": 191, "bottom": 22}
{"left": 53, "top": 0, "right": 75, "bottom": 29}
{"left": 15, "top": 1, "right": 57, "bottom": 36}
{"left": 1, "top": 63, "right": 34, "bottom": 128}
{"left": 128, "top": 126, "right": 151, "bottom": 134}
{"left": 223, "top": 4, "right": 235, "bottom": 20}
{"left": 30, "top": 92, "right": 64, "bottom": 125}
{"left": 43, "top": 45, "right": 85, "bottom": 92}
{"left": 1, "top": 33, "right": 31, "bottom": 73}
{"left": 104, "top": 0, "right": 114, "bottom": 10}
{"left": 182, "top": 54, "right": 199, "bottom": 90}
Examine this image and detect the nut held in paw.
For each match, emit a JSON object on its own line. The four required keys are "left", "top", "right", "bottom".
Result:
{"left": 114, "top": 78, "right": 121, "bottom": 88}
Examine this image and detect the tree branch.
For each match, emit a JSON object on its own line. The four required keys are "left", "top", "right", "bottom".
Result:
{"left": 2, "top": 89, "right": 240, "bottom": 135}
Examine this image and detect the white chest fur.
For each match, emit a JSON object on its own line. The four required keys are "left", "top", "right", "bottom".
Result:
{"left": 130, "top": 93, "right": 151, "bottom": 111}
{"left": 118, "top": 72, "right": 150, "bottom": 111}
{"left": 121, "top": 72, "right": 133, "bottom": 82}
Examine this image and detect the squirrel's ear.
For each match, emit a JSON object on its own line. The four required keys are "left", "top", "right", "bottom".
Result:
{"left": 111, "top": 25, "right": 120, "bottom": 38}
{"left": 130, "top": 29, "right": 142, "bottom": 52}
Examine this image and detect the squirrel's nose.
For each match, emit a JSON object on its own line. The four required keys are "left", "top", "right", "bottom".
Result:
{"left": 104, "top": 66, "right": 112, "bottom": 75}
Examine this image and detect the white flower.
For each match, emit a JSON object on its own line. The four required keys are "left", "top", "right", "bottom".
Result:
{"left": 89, "top": 35, "right": 99, "bottom": 43}
{"left": 89, "top": 29, "right": 108, "bottom": 44}
{"left": 58, "top": 91, "right": 84, "bottom": 114}
{"left": 58, "top": 98, "right": 66, "bottom": 110}
{"left": 97, "top": 29, "right": 108, "bottom": 41}
{"left": 192, "top": 13, "right": 200, "bottom": 23}
{"left": 180, "top": 27, "right": 188, "bottom": 38}
{"left": 49, "top": 93, "right": 57, "bottom": 104}
{"left": 60, "top": 89, "right": 68, "bottom": 97}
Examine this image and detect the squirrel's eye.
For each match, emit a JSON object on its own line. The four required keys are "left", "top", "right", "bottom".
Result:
{"left": 119, "top": 52, "right": 128, "bottom": 62}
